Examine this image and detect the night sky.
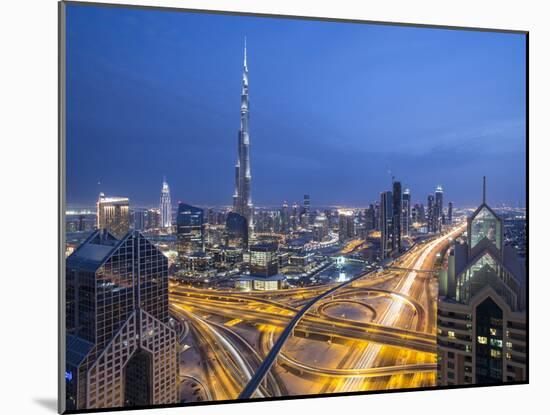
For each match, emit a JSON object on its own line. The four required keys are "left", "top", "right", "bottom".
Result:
{"left": 66, "top": 4, "right": 526, "bottom": 208}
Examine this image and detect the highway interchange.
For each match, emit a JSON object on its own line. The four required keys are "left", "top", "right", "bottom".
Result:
{"left": 170, "top": 224, "right": 466, "bottom": 401}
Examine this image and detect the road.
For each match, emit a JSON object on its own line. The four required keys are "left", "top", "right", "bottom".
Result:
{"left": 170, "top": 223, "right": 466, "bottom": 399}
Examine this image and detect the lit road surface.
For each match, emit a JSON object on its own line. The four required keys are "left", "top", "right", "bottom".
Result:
{"left": 169, "top": 223, "right": 466, "bottom": 398}
{"left": 338, "top": 225, "right": 465, "bottom": 393}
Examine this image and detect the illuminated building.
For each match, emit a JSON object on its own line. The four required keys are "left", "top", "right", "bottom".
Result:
{"left": 392, "top": 181, "right": 402, "bottom": 251}
{"left": 249, "top": 243, "right": 279, "bottom": 277}
{"left": 448, "top": 201, "right": 453, "bottom": 224}
{"left": 435, "top": 185, "right": 444, "bottom": 232}
{"left": 225, "top": 211, "right": 249, "bottom": 249}
{"left": 132, "top": 210, "right": 145, "bottom": 231}
{"left": 437, "top": 178, "right": 526, "bottom": 386}
{"left": 303, "top": 194, "right": 311, "bottom": 227}
{"left": 176, "top": 203, "right": 204, "bottom": 258}
{"left": 313, "top": 213, "right": 329, "bottom": 241}
{"left": 380, "top": 191, "right": 393, "bottom": 259}
{"left": 96, "top": 193, "right": 129, "bottom": 239}
{"left": 233, "top": 39, "right": 253, "bottom": 229}
{"left": 159, "top": 178, "right": 172, "bottom": 231}
{"left": 402, "top": 188, "right": 411, "bottom": 236}
{"left": 144, "top": 208, "right": 160, "bottom": 230}
{"left": 236, "top": 243, "right": 286, "bottom": 290}
{"left": 65, "top": 230, "right": 177, "bottom": 410}
{"left": 338, "top": 210, "right": 355, "bottom": 242}
{"left": 365, "top": 204, "right": 376, "bottom": 232}
{"left": 427, "top": 194, "right": 435, "bottom": 232}
{"left": 280, "top": 202, "right": 289, "bottom": 233}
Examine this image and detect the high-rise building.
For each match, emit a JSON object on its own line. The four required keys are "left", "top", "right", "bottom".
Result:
{"left": 303, "top": 194, "right": 311, "bottom": 226}
{"left": 66, "top": 230, "right": 177, "bottom": 410}
{"left": 132, "top": 210, "right": 145, "bottom": 231}
{"left": 225, "top": 211, "right": 249, "bottom": 249}
{"left": 233, "top": 39, "right": 253, "bottom": 229}
{"left": 159, "top": 178, "right": 172, "bottom": 231}
{"left": 145, "top": 208, "right": 160, "bottom": 230}
{"left": 313, "top": 213, "right": 329, "bottom": 242}
{"left": 392, "top": 181, "right": 402, "bottom": 252}
{"left": 96, "top": 193, "right": 129, "bottom": 239}
{"left": 338, "top": 210, "right": 355, "bottom": 242}
{"left": 280, "top": 202, "right": 289, "bottom": 233}
{"left": 249, "top": 243, "right": 279, "bottom": 277}
{"left": 402, "top": 188, "right": 411, "bottom": 236}
{"left": 427, "top": 194, "right": 435, "bottom": 233}
{"left": 380, "top": 191, "right": 393, "bottom": 259}
{"left": 176, "top": 203, "right": 204, "bottom": 258}
{"left": 437, "top": 178, "right": 526, "bottom": 386}
{"left": 448, "top": 201, "right": 453, "bottom": 224}
{"left": 365, "top": 204, "right": 376, "bottom": 232}
{"left": 435, "top": 185, "right": 444, "bottom": 232}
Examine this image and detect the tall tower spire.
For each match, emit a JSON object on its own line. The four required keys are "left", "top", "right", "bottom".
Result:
{"left": 233, "top": 38, "right": 253, "bottom": 230}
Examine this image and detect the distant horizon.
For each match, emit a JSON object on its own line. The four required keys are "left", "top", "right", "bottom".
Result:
{"left": 66, "top": 4, "right": 527, "bottom": 208}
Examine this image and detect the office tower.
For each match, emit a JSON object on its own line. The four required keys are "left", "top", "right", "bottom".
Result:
{"left": 338, "top": 210, "right": 355, "bottom": 242}
{"left": 374, "top": 201, "right": 380, "bottom": 230}
{"left": 159, "top": 178, "right": 172, "bottom": 231}
{"left": 303, "top": 194, "right": 311, "bottom": 226}
{"left": 280, "top": 201, "right": 289, "bottom": 233}
{"left": 96, "top": 193, "right": 129, "bottom": 239}
{"left": 145, "top": 208, "right": 160, "bottom": 230}
{"left": 132, "top": 210, "right": 145, "bottom": 231}
{"left": 380, "top": 191, "right": 393, "bottom": 259}
{"left": 66, "top": 230, "right": 177, "bottom": 410}
{"left": 402, "top": 188, "right": 411, "bottom": 236}
{"left": 176, "top": 203, "right": 205, "bottom": 258}
{"left": 291, "top": 202, "right": 299, "bottom": 231}
{"left": 437, "top": 178, "right": 526, "bottom": 386}
{"left": 232, "top": 39, "right": 253, "bottom": 229}
{"left": 435, "top": 185, "right": 444, "bottom": 232}
{"left": 427, "top": 194, "right": 435, "bottom": 233}
{"left": 313, "top": 213, "right": 329, "bottom": 242}
{"left": 418, "top": 203, "right": 426, "bottom": 223}
{"left": 392, "top": 181, "right": 402, "bottom": 252}
{"left": 225, "top": 211, "right": 249, "bottom": 249}
{"left": 207, "top": 208, "right": 216, "bottom": 225}
{"left": 448, "top": 201, "right": 453, "bottom": 224}
{"left": 365, "top": 203, "right": 376, "bottom": 232}
{"left": 249, "top": 243, "right": 279, "bottom": 277}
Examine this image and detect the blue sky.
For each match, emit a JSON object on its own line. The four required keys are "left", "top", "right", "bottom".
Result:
{"left": 66, "top": 4, "right": 526, "bottom": 208}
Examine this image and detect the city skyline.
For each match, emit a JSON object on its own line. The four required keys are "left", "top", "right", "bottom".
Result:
{"left": 66, "top": 5, "right": 526, "bottom": 207}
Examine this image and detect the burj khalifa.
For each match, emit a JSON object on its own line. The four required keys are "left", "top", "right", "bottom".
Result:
{"left": 233, "top": 39, "right": 253, "bottom": 229}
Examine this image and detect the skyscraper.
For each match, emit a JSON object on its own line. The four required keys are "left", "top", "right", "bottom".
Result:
{"left": 159, "top": 178, "right": 172, "bottom": 231}
{"left": 233, "top": 39, "right": 253, "bottom": 229}
{"left": 365, "top": 203, "right": 376, "bottom": 232}
{"left": 303, "top": 194, "right": 311, "bottom": 227}
{"left": 435, "top": 185, "right": 444, "bottom": 232}
{"left": 96, "top": 193, "right": 129, "bottom": 239}
{"left": 402, "top": 188, "right": 411, "bottom": 236}
{"left": 437, "top": 178, "right": 526, "bottom": 386}
{"left": 66, "top": 230, "right": 177, "bottom": 410}
{"left": 380, "top": 191, "right": 393, "bottom": 259}
{"left": 427, "top": 194, "right": 435, "bottom": 233}
{"left": 392, "top": 181, "right": 402, "bottom": 252}
{"left": 176, "top": 203, "right": 205, "bottom": 258}
{"left": 448, "top": 201, "right": 453, "bottom": 224}
{"left": 338, "top": 210, "right": 355, "bottom": 242}
{"left": 225, "top": 211, "right": 249, "bottom": 249}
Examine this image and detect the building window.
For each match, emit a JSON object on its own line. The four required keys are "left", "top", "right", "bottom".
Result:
{"left": 490, "top": 328, "right": 497, "bottom": 336}
{"left": 490, "top": 349, "right": 502, "bottom": 358}
{"left": 477, "top": 336, "right": 488, "bottom": 344}
{"left": 490, "top": 338, "right": 503, "bottom": 348}
{"left": 506, "top": 341, "right": 513, "bottom": 349}
{"left": 448, "top": 331, "right": 456, "bottom": 338}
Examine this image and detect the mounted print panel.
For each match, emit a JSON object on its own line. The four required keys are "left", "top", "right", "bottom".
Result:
{"left": 59, "top": 1, "right": 528, "bottom": 413}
